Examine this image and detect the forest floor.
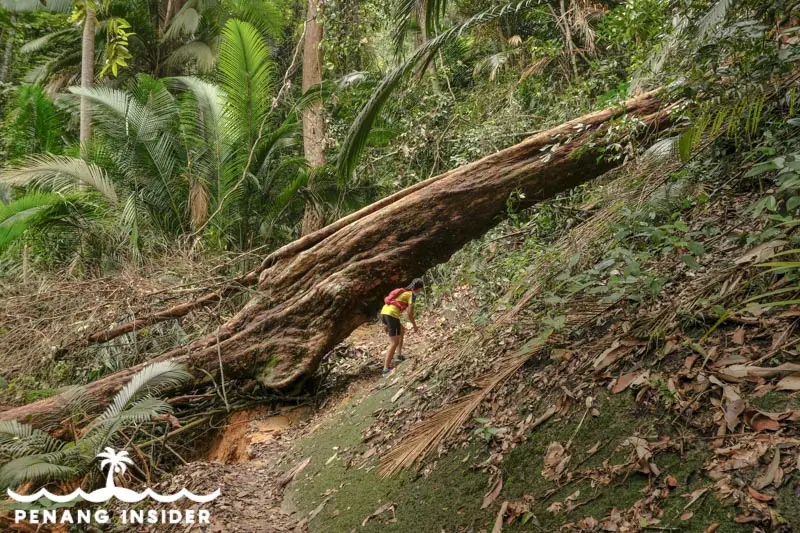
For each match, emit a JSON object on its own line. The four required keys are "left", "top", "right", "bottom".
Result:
{"left": 151, "top": 311, "right": 799, "bottom": 533}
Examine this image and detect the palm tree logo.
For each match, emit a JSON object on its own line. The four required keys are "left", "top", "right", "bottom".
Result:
{"left": 97, "top": 447, "right": 134, "bottom": 490}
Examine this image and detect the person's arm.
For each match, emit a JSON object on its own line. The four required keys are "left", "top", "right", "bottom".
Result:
{"left": 408, "top": 304, "right": 418, "bottom": 331}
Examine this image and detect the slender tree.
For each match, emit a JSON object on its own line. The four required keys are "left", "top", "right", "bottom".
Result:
{"left": 300, "top": 0, "right": 325, "bottom": 235}
{"left": 0, "top": 13, "right": 16, "bottom": 82}
{"left": 79, "top": 2, "right": 95, "bottom": 148}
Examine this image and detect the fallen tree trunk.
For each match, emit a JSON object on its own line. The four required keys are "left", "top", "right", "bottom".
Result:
{"left": 2, "top": 91, "right": 674, "bottom": 426}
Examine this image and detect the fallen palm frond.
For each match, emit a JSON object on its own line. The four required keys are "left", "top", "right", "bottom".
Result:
{"left": 378, "top": 332, "right": 551, "bottom": 477}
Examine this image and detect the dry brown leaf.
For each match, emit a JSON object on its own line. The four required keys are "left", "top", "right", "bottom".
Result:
{"left": 749, "top": 413, "right": 781, "bottom": 432}
{"left": 546, "top": 501, "right": 562, "bottom": 514}
{"left": 776, "top": 373, "right": 800, "bottom": 391}
{"left": 709, "top": 353, "right": 748, "bottom": 369}
{"left": 753, "top": 449, "right": 781, "bottom": 490}
{"left": 625, "top": 437, "right": 652, "bottom": 461}
{"left": 734, "top": 240, "right": 786, "bottom": 264}
{"left": 723, "top": 385, "right": 744, "bottom": 431}
{"left": 543, "top": 442, "right": 570, "bottom": 480}
{"left": 611, "top": 371, "right": 642, "bottom": 393}
{"left": 680, "top": 511, "right": 694, "bottom": 521}
{"left": 482, "top": 475, "right": 504, "bottom": 509}
{"left": 747, "top": 486, "right": 773, "bottom": 502}
{"left": 492, "top": 501, "right": 509, "bottom": 533}
{"left": 666, "top": 475, "right": 678, "bottom": 488}
{"left": 705, "top": 522, "right": 720, "bottom": 532}
{"left": 682, "top": 488, "right": 708, "bottom": 510}
{"left": 361, "top": 502, "right": 396, "bottom": 527}
{"left": 279, "top": 456, "right": 312, "bottom": 488}
{"left": 732, "top": 327, "right": 745, "bottom": 345}
{"left": 716, "top": 363, "right": 800, "bottom": 381}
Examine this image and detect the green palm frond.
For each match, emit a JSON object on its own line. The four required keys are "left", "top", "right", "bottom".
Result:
{"left": 228, "top": 0, "right": 286, "bottom": 40}
{"left": 0, "top": 0, "right": 69, "bottom": 12}
{"left": 20, "top": 27, "right": 79, "bottom": 54}
{"left": 0, "top": 155, "right": 118, "bottom": 205}
{"left": 88, "top": 361, "right": 192, "bottom": 432}
{"left": 163, "top": 5, "right": 202, "bottom": 41}
{"left": 0, "top": 192, "right": 62, "bottom": 249}
{"left": 698, "top": 0, "right": 733, "bottom": 40}
{"left": 390, "top": 0, "right": 449, "bottom": 57}
{"left": 338, "top": 0, "right": 540, "bottom": 181}
{"left": 166, "top": 41, "right": 218, "bottom": 73}
{"left": 0, "top": 455, "right": 77, "bottom": 488}
{"left": 218, "top": 19, "right": 274, "bottom": 146}
{"left": 391, "top": 0, "right": 418, "bottom": 57}
{"left": 82, "top": 396, "right": 173, "bottom": 451}
{"left": 0, "top": 420, "right": 66, "bottom": 460}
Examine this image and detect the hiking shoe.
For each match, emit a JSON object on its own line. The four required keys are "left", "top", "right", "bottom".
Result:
{"left": 396, "top": 355, "right": 406, "bottom": 362}
{"left": 382, "top": 368, "right": 394, "bottom": 376}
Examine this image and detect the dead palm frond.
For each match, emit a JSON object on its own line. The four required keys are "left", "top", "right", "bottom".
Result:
{"left": 378, "top": 333, "right": 549, "bottom": 477}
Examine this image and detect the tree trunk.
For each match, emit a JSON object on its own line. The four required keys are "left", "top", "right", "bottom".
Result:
{"left": 0, "top": 15, "right": 16, "bottom": 83}
{"left": 0, "top": 91, "right": 674, "bottom": 427}
{"left": 79, "top": 6, "right": 96, "bottom": 150}
{"left": 301, "top": 0, "right": 326, "bottom": 235}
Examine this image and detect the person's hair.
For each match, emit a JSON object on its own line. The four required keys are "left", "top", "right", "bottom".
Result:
{"left": 406, "top": 278, "right": 424, "bottom": 290}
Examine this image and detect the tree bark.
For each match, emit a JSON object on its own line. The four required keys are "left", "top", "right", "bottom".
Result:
{"left": 300, "top": 0, "right": 326, "bottom": 235}
{"left": 0, "top": 15, "right": 16, "bottom": 83}
{"left": 0, "top": 91, "right": 674, "bottom": 427}
{"left": 79, "top": 6, "right": 96, "bottom": 150}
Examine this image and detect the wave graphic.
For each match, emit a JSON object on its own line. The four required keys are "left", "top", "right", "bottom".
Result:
{"left": 8, "top": 486, "right": 220, "bottom": 504}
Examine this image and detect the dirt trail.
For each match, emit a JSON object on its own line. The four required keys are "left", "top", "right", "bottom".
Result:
{"left": 175, "top": 321, "right": 428, "bottom": 532}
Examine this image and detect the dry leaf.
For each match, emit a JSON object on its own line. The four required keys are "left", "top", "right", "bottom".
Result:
{"left": 705, "top": 522, "right": 720, "bottom": 532}
{"left": 680, "top": 511, "right": 694, "bottom": 521}
{"left": 542, "top": 442, "right": 570, "bottom": 480}
{"left": 753, "top": 449, "right": 781, "bottom": 490}
{"left": 492, "top": 501, "right": 508, "bottom": 533}
{"left": 361, "top": 502, "right": 396, "bottom": 527}
{"left": 682, "top": 488, "right": 708, "bottom": 510}
{"left": 717, "top": 363, "right": 800, "bottom": 381}
{"left": 279, "top": 456, "right": 312, "bottom": 488}
{"left": 776, "top": 373, "right": 800, "bottom": 391}
{"left": 749, "top": 413, "right": 781, "bottom": 432}
{"left": 666, "top": 475, "right": 678, "bottom": 488}
{"left": 611, "top": 371, "right": 641, "bottom": 394}
{"left": 732, "top": 327, "right": 745, "bottom": 345}
{"left": 391, "top": 388, "right": 405, "bottom": 402}
{"left": 482, "top": 475, "right": 503, "bottom": 509}
{"left": 723, "top": 385, "right": 744, "bottom": 431}
{"left": 546, "top": 501, "right": 562, "bottom": 514}
{"left": 747, "top": 486, "right": 773, "bottom": 502}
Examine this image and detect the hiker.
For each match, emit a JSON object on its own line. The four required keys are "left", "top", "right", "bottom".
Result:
{"left": 380, "top": 278, "right": 423, "bottom": 375}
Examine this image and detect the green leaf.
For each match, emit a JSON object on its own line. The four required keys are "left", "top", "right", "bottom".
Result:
{"left": 744, "top": 160, "right": 781, "bottom": 177}
{"left": 680, "top": 254, "right": 700, "bottom": 269}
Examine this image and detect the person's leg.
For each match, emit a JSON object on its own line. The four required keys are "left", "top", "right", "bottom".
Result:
{"left": 384, "top": 336, "right": 400, "bottom": 371}
{"left": 397, "top": 325, "right": 405, "bottom": 359}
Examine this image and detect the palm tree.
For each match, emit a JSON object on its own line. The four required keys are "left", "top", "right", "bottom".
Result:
{"left": 1, "top": 18, "right": 307, "bottom": 262}
{"left": 0, "top": 361, "right": 192, "bottom": 489}
{"left": 97, "top": 447, "right": 133, "bottom": 489}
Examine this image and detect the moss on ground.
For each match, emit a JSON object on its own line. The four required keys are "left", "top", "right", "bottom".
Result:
{"left": 286, "top": 382, "right": 750, "bottom": 532}
{"left": 750, "top": 390, "right": 800, "bottom": 412}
